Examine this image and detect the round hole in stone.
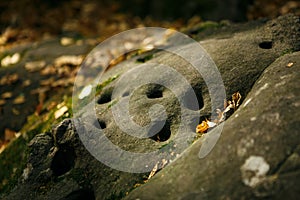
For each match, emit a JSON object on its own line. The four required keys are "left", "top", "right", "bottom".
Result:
{"left": 51, "top": 145, "right": 75, "bottom": 176}
{"left": 259, "top": 41, "right": 273, "bottom": 49}
{"left": 122, "top": 91, "right": 130, "bottom": 97}
{"left": 94, "top": 119, "right": 106, "bottom": 129}
{"left": 63, "top": 188, "right": 95, "bottom": 200}
{"left": 149, "top": 121, "right": 171, "bottom": 142}
{"left": 146, "top": 84, "right": 164, "bottom": 99}
{"left": 183, "top": 83, "right": 204, "bottom": 111}
{"left": 97, "top": 88, "right": 113, "bottom": 104}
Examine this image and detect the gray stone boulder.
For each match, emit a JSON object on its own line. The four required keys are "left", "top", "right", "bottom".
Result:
{"left": 3, "top": 14, "right": 300, "bottom": 199}
{"left": 125, "top": 50, "right": 300, "bottom": 200}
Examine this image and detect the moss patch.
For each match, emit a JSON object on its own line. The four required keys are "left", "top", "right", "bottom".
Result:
{"left": 0, "top": 95, "right": 73, "bottom": 194}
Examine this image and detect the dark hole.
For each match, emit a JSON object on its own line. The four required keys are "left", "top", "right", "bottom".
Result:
{"left": 62, "top": 188, "right": 95, "bottom": 200}
{"left": 122, "top": 91, "right": 130, "bottom": 97}
{"left": 97, "top": 88, "right": 112, "bottom": 104}
{"left": 94, "top": 119, "right": 106, "bottom": 129}
{"left": 259, "top": 41, "right": 273, "bottom": 49}
{"left": 136, "top": 54, "right": 153, "bottom": 63}
{"left": 53, "top": 119, "right": 72, "bottom": 143}
{"left": 149, "top": 121, "right": 171, "bottom": 142}
{"left": 184, "top": 84, "right": 204, "bottom": 111}
{"left": 51, "top": 145, "right": 75, "bottom": 176}
{"left": 146, "top": 84, "right": 164, "bottom": 99}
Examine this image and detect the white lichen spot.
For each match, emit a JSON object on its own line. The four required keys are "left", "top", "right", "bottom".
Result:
{"left": 293, "top": 101, "right": 300, "bottom": 107}
{"left": 255, "top": 83, "right": 269, "bottom": 96}
{"left": 79, "top": 84, "right": 92, "bottom": 99}
{"left": 237, "top": 138, "right": 254, "bottom": 157}
{"left": 263, "top": 112, "right": 280, "bottom": 126}
{"left": 280, "top": 74, "right": 292, "bottom": 80}
{"left": 275, "top": 81, "right": 286, "bottom": 87}
{"left": 22, "top": 163, "right": 33, "bottom": 181}
{"left": 243, "top": 98, "right": 252, "bottom": 108}
{"left": 240, "top": 156, "right": 270, "bottom": 187}
{"left": 235, "top": 113, "right": 239, "bottom": 118}
{"left": 250, "top": 117, "right": 257, "bottom": 121}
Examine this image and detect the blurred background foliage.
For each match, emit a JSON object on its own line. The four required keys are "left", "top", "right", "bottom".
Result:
{"left": 0, "top": 0, "right": 299, "bottom": 42}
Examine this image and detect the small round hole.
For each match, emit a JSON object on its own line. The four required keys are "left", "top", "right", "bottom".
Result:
{"left": 146, "top": 84, "right": 164, "bottom": 99}
{"left": 149, "top": 121, "right": 171, "bottom": 142}
{"left": 51, "top": 145, "right": 75, "bottom": 176}
{"left": 122, "top": 91, "right": 130, "bottom": 97}
{"left": 63, "top": 188, "right": 95, "bottom": 200}
{"left": 259, "top": 41, "right": 273, "bottom": 49}
{"left": 97, "top": 88, "right": 112, "bottom": 104}
{"left": 94, "top": 119, "right": 106, "bottom": 129}
{"left": 183, "top": 83, "right": 204, "bottom": 111}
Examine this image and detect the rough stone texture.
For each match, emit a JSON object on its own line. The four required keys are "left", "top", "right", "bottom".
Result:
{"left": 125, "top": 50, "right": 300, "bottom": 200}
{"left": 2, "top": 14, "right": 300, "bottom": 199}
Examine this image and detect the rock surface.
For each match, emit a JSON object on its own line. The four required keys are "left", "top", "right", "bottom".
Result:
{"left": 125, "top": 50, "right": 300, "bottom": 200}
{"left": 2, "top": 14, "right": 300, "bottom": 199}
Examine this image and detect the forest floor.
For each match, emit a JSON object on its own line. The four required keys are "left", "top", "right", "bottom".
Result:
{"left": 0, "top": 0, "right": 299, "bottom": 183}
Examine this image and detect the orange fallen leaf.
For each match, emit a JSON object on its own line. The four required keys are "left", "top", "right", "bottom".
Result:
{"left": 196, "top": 119, "right": 210, "bottom": 134}
{"left": 196, "top": 92, "right": 242, "bottom": 134}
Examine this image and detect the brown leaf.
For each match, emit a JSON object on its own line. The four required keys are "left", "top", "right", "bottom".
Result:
{"left": 0, "top": 73, "right": 19, "bottom": 85}
{"left": 54, "top": 55, "right": 83, "bottom": 67}
{"left": 40, "top": 65, "right": 56, "bottom": 76}
{"left": 22, "top": 79, "right": 31, "bottom": 87}
{"left": 40, "top": 78, "right": 55, "bottom": 86}
{"left": 147, "top": 162, "right": 159, "bottom": 180}
{"left": 24, "top": 60, "right": 46, "bottom": 72}
{"left": 12, "top": 108, "right": 20, "bottom": 115}
{"left": 0, "top": 99, "right": 6, "bottom": 106}
{"left": 232, "top": 92, "right": 242, "bottom": 110}
{"left": 4, "top": 128, "right": 16, "bottom": 141}
{"left": 196, "top": 120, "right": 209, "bottom": 134}
{"left": 1, "top": 92, "right": 13, "bottom": 99}
{"left": 13, "top": 95, "right": 25, "bottom": 104}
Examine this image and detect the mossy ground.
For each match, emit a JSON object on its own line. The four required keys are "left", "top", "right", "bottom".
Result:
{"left": 0, "top": 95, "right": 72, "bottom": 194}
{"left": 0, "top": 75, "right": 119, "bottom": 195}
